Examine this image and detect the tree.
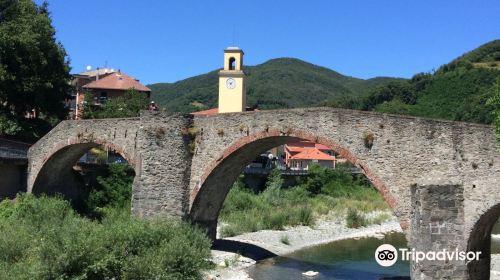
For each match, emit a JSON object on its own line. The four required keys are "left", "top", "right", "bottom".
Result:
{"left": 0, "top": 0, "right": 71, "bottom": 138}
{"left": 261, "top": 168, "right": 283, "bottom": 206}
{"left": 83, "top": 88, "right": 150, "bottom": 119}
{"left": 487, "top": 78, "right": 500, "bottom": 146}
{"left": 85, "top": 163, "right": 134, "bottom": 214}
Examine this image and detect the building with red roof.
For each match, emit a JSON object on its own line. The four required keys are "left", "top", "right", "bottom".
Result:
{"left": 68, "top": 68, "right": 151, "bottom": 119}
{"left": 285, "top": 140, "right": 336, "bottom": 170}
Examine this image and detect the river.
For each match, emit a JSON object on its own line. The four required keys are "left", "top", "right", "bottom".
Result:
{"left": 247, "top": 223, "right": 500, "bottom": 280}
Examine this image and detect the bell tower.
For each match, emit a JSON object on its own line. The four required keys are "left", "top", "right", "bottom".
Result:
{"left": 218, "top": 47, "right": 246, "bottom": 113}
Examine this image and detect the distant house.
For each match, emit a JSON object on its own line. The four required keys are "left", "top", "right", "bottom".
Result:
{"left": 68, "top": 68, "right": 151, "bottom": 119}
{"left": 284, "top": 140, "right": 336, "bottom": 170}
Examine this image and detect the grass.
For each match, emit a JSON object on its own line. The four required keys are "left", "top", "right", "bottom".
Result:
{"left": 0, "top": 194, "right": 212, "bottom": 280}
{"left": 219, "top": 165, "right": 390, "bottom": 237}
{"left": 222, "top": 254, "right": 241, "bottom": 268}
{"left": 368, "top": 212, "right": 393, "bottom": 225}
{"left": 280, "top": 235, "right": 291, "bottom": 245}
{"left": 346, "top": 208, "right": 368, "bottom": 228}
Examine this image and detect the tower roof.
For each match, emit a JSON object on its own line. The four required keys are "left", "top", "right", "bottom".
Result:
{"left": 224, "top": 47, "right": 244, "bottom": 54}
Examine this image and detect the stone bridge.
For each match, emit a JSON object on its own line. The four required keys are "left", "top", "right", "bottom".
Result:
{"left": 27, "top": 107, "right": 500, "bottom": 279}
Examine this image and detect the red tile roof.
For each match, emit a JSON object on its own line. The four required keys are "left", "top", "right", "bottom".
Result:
{"left": 190, "top": 107, "right": 259, "bottom": 116}
{"left": 190, "top": 108, "right": 219, "bottom": 116}
{"left": 286, "top": 140, "right": 331, "bottom": 151}
{"left": 83, "top": 73, "right": 151, "bottom": 92}
{"left": 289, "top": 148, "right": 335, "bottom": 161}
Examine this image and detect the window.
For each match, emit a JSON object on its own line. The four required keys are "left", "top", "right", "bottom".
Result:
{"left": 99, "top": 92, "right": 108, "bottom": 104}
{"left": 229, "top": 57, "right": 236, "bottom": 70}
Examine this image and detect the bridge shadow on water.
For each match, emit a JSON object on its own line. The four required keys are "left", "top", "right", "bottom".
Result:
{"left": 211, "top": 239, "right": 277, "bottom": 261}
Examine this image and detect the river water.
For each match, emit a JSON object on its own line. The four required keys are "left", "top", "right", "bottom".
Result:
{"left": 247, "top": 232, "right": 410, "bottom": 280}
{"left": 247, "top": 224, "right": 500, "bottom": 280}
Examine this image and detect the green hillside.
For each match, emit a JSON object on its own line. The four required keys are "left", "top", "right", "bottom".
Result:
{"left": 149, "top": 58, "right": 404, "bottom": 113}
{"left": 326, "top": 40, "right": 500, "bottom": 124}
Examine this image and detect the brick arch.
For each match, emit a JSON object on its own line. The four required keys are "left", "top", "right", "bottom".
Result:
{"left": 29, "top": 136, "right": 137, "bottom": 210}
{"left": 189, "top": 128, "right": 399, "bottom": 239}
{"left": 35, "top": 135, "right": 136, "bottom": 170}
{"left": 467, "top": 203, "right": 500, "bottom": 280}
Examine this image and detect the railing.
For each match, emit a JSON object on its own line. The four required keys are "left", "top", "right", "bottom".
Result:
{"left": 0, "top": 146, "right": 27, "bottom": 159}
{"left": 243, "top": 165, "right": 363, "bottom": 176}
{"left": 0, "top": 139, "right": 30, "bottom": 160}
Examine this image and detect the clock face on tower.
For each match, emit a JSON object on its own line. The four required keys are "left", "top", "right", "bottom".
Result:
{"left": 226, "top": 78, "right": 236, "bottom": 89}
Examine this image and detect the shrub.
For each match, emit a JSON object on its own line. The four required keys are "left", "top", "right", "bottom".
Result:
{"left": 280, "top": 235, "right": 290, "bottom": 245}
{"left": 264, "top": 209, "right": 288, "bottom": 230}
{"left": 261, "top": 169, "right": 283, "bottom": 206}
{"left": 85, "top": 163, "right": 134, "bottom": 216}
{"left": 363, "top": 131, "right": 375, "bottom": 149}
{"left": 368, "top": 212, "right": 393, "bottom": 225}
{"left": 346, "top": 208, "right": 368, "bottom": 228}
{"left": 283, "top": 185, "right": 310, "bottom": 202}
{"left": 297, "top": 207, "right": 313, "bottom": 226}
{"left": 0, "top": 194, "right": 212, "bottom": 280}
{"left": 219, "top": 165, "right": 389, "bottom": 236}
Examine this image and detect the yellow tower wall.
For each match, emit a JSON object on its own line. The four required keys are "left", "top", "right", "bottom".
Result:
{"left": 218, "top": 75, "right": 245, "bottom": 113}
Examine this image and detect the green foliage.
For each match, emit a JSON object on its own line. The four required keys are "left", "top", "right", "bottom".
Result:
{"left": 261, "top": 168, "right": 283, "bottom": 205}
{"left": 487, "top": 78, "right": 500, "bottom": 146}
{"left": 85, "top": 163, "right": 134, "bottom": 215}
{"left": 0, "top": 0, "right": 71, "bottom": 139}
{"left": 280, "top": 235, "right": 290, "bottom": 245}
{"left": 149, "top": 58, "right": 403, "bottom": 113}
{"left": 361, "top": 81, "right": 417, "bottom": 110}
{"left": 323, "top": 40, "right": 500, "bottom": 125}
{"left": 346, "top": 208, "right": 368, "bottom": 228}
{"left": 0, "top": 112, "right": 21, "bottom": 135}
{"left": 219, "top": 165, "right": 388, "bottom": 237}
{"left": 83, "top": 88, "right": 149, "bottom": 119}
{"left": 301, "top": 164, "right": 355, "bottom": 195}
{"left": 368, "top": 212, "right": 393, "bottom": 225}
{"left": 408, "top": 68, "right": 498, "bottom": 123}
{"left": 0, "top": 194, "right": 212, "bottom": 280}
{"left": 442, "top": 40, "right": 500, "bottom": 68}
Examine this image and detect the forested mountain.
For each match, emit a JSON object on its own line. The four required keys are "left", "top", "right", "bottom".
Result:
{"left": 325, "top": 40, "right": 500, "bottom": 124}
{"left": 150, "top": 40, "right": 500, "bottom": 125}
{"left": 149, "top": 58, "right": 404, "bottom": 113}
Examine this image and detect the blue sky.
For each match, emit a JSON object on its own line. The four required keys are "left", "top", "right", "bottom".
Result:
{"left": 38, "top": 0, "right": 499, "bottom": 85}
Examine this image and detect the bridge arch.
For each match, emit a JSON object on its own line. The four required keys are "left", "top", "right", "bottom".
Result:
{"left": 189, "top": 128, "right": 400, "bottom": 239}
{"left": 467, "top": 202, "right": 500, "bottom": 280}
{"left": 29, "top": 136, "right": 138, "bottom": 210}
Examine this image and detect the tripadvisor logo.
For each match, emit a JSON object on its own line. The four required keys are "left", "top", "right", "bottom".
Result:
{"left": 375, "top": 244, "right": 398, "bottom": 267}
{"left": 374, "top": 244, "right": 482, "bottom": 267}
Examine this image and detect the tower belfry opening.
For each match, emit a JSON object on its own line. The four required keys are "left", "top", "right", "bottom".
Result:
{"left": 229, "top": 57, "right": 236, "bottom": 70}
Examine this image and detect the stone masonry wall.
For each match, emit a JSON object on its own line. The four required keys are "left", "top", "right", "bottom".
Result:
{"left": 190, "top": 107, "right": 500, "bottom": 251}
{"left": 132, "top": 112, "right": 193, "bottom": 218}
{"left": 27, "top": 113, "right": 193, "bottom": 219}
{"left": 27, "top": 107, "right": 500, "bottom": 279}
{"left": 28, "top": 118, "right": 142, "bottom": 193}
{"left": 410, "top": 184, "right": 466, "bottom": 279}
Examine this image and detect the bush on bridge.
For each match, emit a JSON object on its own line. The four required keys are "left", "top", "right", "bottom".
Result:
{"left": 0, "top": 194, "right": 212, "bottom": 280}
